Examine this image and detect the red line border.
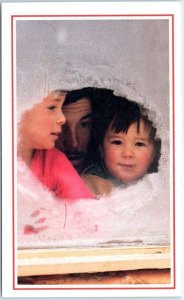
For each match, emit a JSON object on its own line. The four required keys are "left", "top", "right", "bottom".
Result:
{"left": 11, "top": 15, "right": 15, "bottom": 290}
{"left": 172, "top": 13, "right": 176, "bottom": 290}
{"left": 12, "top": 14, "right": 173, "bottom": 17}
{"left": 12, "top": 14, "right": 175, "bottom": 291}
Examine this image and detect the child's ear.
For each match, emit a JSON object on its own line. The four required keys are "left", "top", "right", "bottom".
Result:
{"left": 151, "top": 148, "right": 156, "bottom": 162}
{"left": 148, "top": 146, "right": 156, "bottom": 173}
{"left": 149, "top": 148, "right": 156, "bottom": 169}
{"left": 99, "top": 144, "right": 103, "bottom": 158}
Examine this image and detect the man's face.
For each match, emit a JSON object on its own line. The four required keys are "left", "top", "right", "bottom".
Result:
{"left": 55, "top": 98, "right": 92, "bottom": 173}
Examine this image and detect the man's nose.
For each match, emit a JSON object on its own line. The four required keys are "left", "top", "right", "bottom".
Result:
{"left": 67, "top": 129, "right": 79, "bottom": 150}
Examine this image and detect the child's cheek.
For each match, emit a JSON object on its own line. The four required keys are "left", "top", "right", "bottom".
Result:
{"left": 138, "top": 151, "right": 153, "bottom": 170}
{"left": 104, "top": 146, "right": 117, "bottom": 162}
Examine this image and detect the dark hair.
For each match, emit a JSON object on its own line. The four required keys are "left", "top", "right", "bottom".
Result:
{"left": 92, "top": 95, "right": 161, "bottom": 173}
{"left": 139, "top": 113, "right": 161, "bottom": 173}
{"left": 63, "top": 87, "right": 95, "bottom": 106}
{"left": 62, "top": 87, "right": 115, "bottom": 164}
{"left": 92, "top": 96, "right": 141, "bottom": 144}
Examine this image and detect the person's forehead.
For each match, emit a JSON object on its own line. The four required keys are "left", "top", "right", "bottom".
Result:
{"left": 44, "top": 91, "right": 66, "bottom": 104}
{"left": 63, "top": 98, "right": 92, "bottom": 115}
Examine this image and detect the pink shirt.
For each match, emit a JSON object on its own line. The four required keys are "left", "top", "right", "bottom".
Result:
{"left": 30, "top": 148, "right": 94, "bottom": 200}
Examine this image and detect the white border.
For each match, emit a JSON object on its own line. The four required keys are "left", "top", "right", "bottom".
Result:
{"left": 2, "top": 1, "right": 182, "bottom": 298}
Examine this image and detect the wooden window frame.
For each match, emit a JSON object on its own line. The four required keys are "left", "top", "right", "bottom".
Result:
{"left": 17, "top": 245, "right": 170, "bottom": 277}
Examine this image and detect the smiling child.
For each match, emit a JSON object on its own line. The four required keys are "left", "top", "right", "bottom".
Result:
{"left": 82, "top": 96, "right": 161, "bottom": 196}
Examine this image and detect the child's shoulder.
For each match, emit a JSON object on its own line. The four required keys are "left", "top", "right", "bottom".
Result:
{"left": 83, "top": 163, "right": 109, "bottom": 179}
{"left": 82, "top": 163, "right": 122, "bottom": 196}
{"left": 81, "top": 173, "right": 115, "bottom": 196}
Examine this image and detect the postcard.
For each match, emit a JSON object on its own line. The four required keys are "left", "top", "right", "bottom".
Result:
{"left": 1, "top": 1, "right": 183, "bottom": 298}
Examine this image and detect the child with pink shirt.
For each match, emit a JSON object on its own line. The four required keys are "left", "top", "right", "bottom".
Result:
{"left": 18, "top": 90, "right": 94, "bottom": 200}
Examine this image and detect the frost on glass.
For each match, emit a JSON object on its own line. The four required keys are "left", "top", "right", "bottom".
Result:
{"left": 16, "top": 20, "right": 170, "bottom": 248}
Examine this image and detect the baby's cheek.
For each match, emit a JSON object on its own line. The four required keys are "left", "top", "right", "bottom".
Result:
{"left": 138, "top": 153, "right": 153, "bottom": 170}
{"left": 104, "top": 147, "right": 117, "bottom": 162}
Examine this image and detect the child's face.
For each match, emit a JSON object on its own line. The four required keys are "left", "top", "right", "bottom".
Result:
{"left": 102, "top": 120, "right": 154, "bottom": 184}
{"left": 20, "top": 91, "right": 66, "bottom": 150}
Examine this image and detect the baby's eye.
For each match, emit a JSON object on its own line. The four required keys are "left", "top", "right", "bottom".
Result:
{"left": 47, "top": 105, "right": 57, "bottom": 111}
{"left": 111, "top": 140, "right": 122, "bottom": 145}
{"left": 135, "top": 142, "right": 146, "bottom": 147}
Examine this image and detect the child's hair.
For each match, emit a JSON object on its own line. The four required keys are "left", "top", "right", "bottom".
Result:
{"left": 92, "top": 95, "right": 161, "bottom": 173}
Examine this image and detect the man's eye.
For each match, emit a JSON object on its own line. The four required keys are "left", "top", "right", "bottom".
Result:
{"left": 111, "top": 140, "right": 122, "bottom": 145}
{"left": 80, "top": 121, "right": 91, "bottom": 129}
{"left": 47, "top": 105, "right": 56, "bottom": 111}
{"left": 136, "top": 142, "right": 146, "bottom": 147}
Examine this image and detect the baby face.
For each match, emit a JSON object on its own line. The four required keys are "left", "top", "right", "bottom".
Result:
{"left": 102, "top": 120, "right": 155, "bottom": 184}
{"left": 19, "top": 91, "right": 66, "bottom": 150}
